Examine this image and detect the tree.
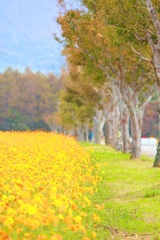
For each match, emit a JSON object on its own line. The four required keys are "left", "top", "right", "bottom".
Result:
{"left": 0, "top": 68, "right": 62, "bottom": 131}
{"left": 56, "top": 2, "right": 155, "bottom": 158}
{"left": 145, "top": 0, "right": 160, "bottom": 166}
{"left": 58, "top": 67, "right": 99, "bottom": 141}
{"left": 76, "top": 0, "right": 160, "bottom": 164}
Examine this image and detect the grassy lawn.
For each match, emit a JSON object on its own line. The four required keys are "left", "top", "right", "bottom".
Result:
{"left": 82, "top": 143, "right": 160, "bottom": 240}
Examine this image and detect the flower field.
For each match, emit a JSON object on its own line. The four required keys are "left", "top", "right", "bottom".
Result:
{"left": 0, "top": 132, "right": 101, "bottom": 240}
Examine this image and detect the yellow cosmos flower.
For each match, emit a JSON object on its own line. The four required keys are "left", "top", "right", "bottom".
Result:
{"left": 74, "top": 215, "right": 82, "bottom": 223}
{"left": 92, "top": 231, "right": 97, "bottom": 238}
{"left": 0, "top": 132, "right": 102, "bottom": 238}
{"left": 3, "top": 216, "right": 14, "bottom": 227}
{"left": 92, "top": 213, "right": 101, "bottom": 222}
{"left": 25, "top": 204, "right": 37, "bottom": 215}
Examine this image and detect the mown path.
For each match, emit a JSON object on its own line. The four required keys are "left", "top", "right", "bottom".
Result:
{"left": 83, "top": 144, "right": 160, "bottom": 240}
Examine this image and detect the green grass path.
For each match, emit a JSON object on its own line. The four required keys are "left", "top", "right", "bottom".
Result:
{"left": 83, "top": 143, "right": 160, "bottom": 240}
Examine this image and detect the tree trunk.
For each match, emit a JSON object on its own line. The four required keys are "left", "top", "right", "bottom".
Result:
{"left": 105, "top": 110, "right": 115, "bottom": 146}
{"left": 77, "top": 126, "right": 85, "bottom": 142}
{"left": 153, "top": 87, "right": 160, "bottom": 167}
{"left": 93, "top": 110, "right": 105, "bottom": 144}
{"left": 121, "top": 106, "right": 131, "bottom": 153}
{"left": 113, "top": 104, "right": 119, "bottom": 148}
{"left": 117, "top": 100, "right": 131, "bottom": 152}
{"left": 85, "top": 123, "right": 89, "bottom": 142}
{"left": 129, "top": 108, "right": 141, "bottom": 159}
{"left": 119, "top": 81, "right": 152, "bottom": 159}
{"left": 130, "top": 124, "right": 141, "bottom": 159}
{"left": 125, "top": 96, "right": 149, "bottom": 159}
{"left": 105, "top": 104, "right": 119, "bottom": 148}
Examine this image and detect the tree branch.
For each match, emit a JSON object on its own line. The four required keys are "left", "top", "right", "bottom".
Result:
{"left": 146, "top": 0, "right": 160, "bottom": 41}
{"left": 140, "top": 87, "right": 154, "bottom": 111}
{"left": 129, "top": 44, "right": 152, "bottom": 62}
{"left": 134, "top": 32, "right": 147, "bottom": 42}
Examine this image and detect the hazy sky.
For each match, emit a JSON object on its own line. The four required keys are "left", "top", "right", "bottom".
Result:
{"left": 0, "top": 0, "right": 65, "bottom": 75}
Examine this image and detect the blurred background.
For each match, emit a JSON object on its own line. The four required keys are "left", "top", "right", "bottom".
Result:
{"left": 0, "top": 0, "right": 158, "bottom": 142}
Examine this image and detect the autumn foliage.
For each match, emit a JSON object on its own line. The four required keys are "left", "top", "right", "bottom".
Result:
{"left": 0, "top": 132, "right": 101, "bottom": 239}
{"left": 0, "top": 68, "right": 64, "bottom": 132}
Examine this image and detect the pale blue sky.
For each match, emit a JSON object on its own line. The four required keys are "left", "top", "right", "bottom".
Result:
{"left": 0, "top": 0, "right": 65, "bottom": 75}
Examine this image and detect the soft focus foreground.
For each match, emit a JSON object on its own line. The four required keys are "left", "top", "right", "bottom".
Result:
{"left": 0, "top": 132, "right": 101, "bottom": 240}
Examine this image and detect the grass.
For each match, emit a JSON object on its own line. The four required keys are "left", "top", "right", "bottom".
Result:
{"left": 81, "top": 143, "right": 160, "bottom": 240}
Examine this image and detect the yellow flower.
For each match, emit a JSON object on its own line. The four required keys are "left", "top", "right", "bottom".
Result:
{"left": 92, "top": 213, "right": 101, "bottom": 222}
{"left": 3, "top": 216, "right": 14, "bottom": 227}
{"left": 58, "top": 213, "right": 64, "bottom": 220}
{"left": 50, "top": 234, "right": 62, "bottom": 240}
{"left": 26, "top": 204, "right": 37, "bottom": 215}
{"left": 0, "top": 132, "right": 103, "bottom": 237}
{"left": 83, "top": 196, "right": 91, "bottom": 206}
{"left": 6, "top": 207, "right": 16, "bottom": 217}
{"left": 2, "top": 195, "right": 7, "bottom": 201}
{"left": 92, "top": 231, "right": 97, "bottom": 238}
{"left": 74, "top": 215, "right": 82, "bottom": 223}
{"left": 83, "top": 237, "right": 90, "bottom": 240}
{"left": 0, "top": 230, "right": 11, "bottom": 240}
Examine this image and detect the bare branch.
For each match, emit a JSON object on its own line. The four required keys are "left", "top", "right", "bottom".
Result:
{"left": 140, "top": 88, "right": 154, "bottom": 111}
{"left": 129, "top": 44, "right": 152, "bottom": 62}
{"left": 134, "top": 32, "right": 147, "bottom": 42}
{"left": 140, "top": 28, "right": 154, "bottom": 36}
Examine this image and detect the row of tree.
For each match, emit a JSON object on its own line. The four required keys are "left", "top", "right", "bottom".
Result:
{"left": 0, "top": 66, "right": 157, "bottom": 136}
{"left": 0, "top": 67, "right": 157, "bottom": 132}
{"left": 55, "top": 0, "right": 160, "bottom": 166}
{"left": 0, "top": 67, "right": 64, "bottom": 131}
